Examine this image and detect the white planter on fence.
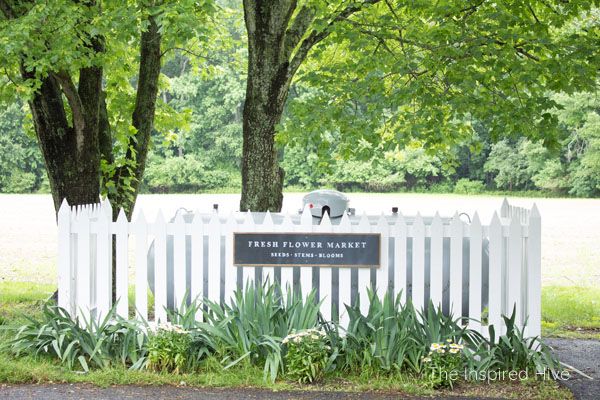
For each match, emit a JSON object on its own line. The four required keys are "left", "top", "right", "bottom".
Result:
{"left": 57, "top": 198, "right": 541, "bottom": 337}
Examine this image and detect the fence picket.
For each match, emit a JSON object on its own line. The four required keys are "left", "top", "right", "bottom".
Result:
{"left": 173, "top": 212, "right": 186, "bottom": 308}
{"left": 57, "top": 200, "right": 71, "bottom": 314}
{"left": 357, "top": 213, "right": 371, "bottom": 315}
{"left": 76, "top": 207, "right": 91, "bottom": 320}
{"left": 376, "top": 214, "right": 389, "bottom": 295}
{"left": 412, "top": 213, "right": 425, "bottom": 311}
{"left": 300, "top": 205, "right": 313, "bottom": 299}
{"left": 393, "top": 213, "right": 407, "bottom": 303}
{"left": 242, "top": 211, "right": 255, "bottom": 289}
{"left": 154, "top": 211, "right": 167, "bottom": 322}
{"left": 337, "top": 212, "right": 352, "bottom": 327}
{"left": 96, "top": 207, "right": 111, "bottom": 319}
{"left": 280, "top": 213, "right": 295, "bottom": 293}
{"left": 224, "top": 213, "right": 238, "bottom": 304}
{"left": 449, "top": 213, "right": 463, "bottom": 322}
{"left": 261, "top": 211, "right": 275, "bottom": 284}
{"left": 469, "top": 212, "right": 482, "bottom": 333}
{"left": 134, "top": 211, "right": 148, "bottom": 321}
{"left": 318, "top": 212, "right": 333, "bottom": 321}
{"left": 115, "top": 209, "right": 129, "bottom": 319}
{"left": 527, "top": 205, "right": 541, "bottom": 337}
{"left": 508, "top": 216, "right": 523, "bottom": 327}
{"left": 191, "top": 211, "right": 203, "bottom": 318}
{"left": 488, "top": 212, "right": 502, "bottom": 334}
{"left": 430, "top": 212, "right": 443, "bottom": 309}
{"left": 208, "top": 212, "right": 221, "bottom": 304}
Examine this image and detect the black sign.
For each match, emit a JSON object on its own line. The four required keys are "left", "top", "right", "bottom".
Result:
{"left": 233, "top": 232, "right": 380, "bottom": 268}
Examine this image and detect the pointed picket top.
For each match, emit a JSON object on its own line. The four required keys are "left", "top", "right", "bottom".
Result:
{"left": 431, "top": 211, "right": 442, "bottom": 229}
{"left": 226, "top": 211, "right": 238, "bottom": 230}
{"left": 58, "top": 198, "right": 70, "bottom": 219}
{"left": 391, "top": 211, "right": 406, "bottom": 235}
{"left": 263, "top": 210, "right": 274, "bottom": 227}
{"left": 357, "top": 212, "right": 370, "bottom": 232}
{"left": 500, "top": 198, "right": 510, "bottom": 218}
{"left": 490, "top": 211, "right": 501, "bottom": 226}
{"left": 243, "top": 209, "right": 255, "bottom": 228}
{"left": 471, "top": 211, "right": 481, "bottom": 228}
{"left": 338, "top": 211, "right": 351, "bottom": 230}
{"left": 208, "top": 208, "right": 220, "bottom": 228}
{"left": 530, "top": 203, "right": 540, "bottom": 219}
{"left": 300, "top": 203, "right": 312, "bottom": 226}
{"left": 376, "top": 213, "right": 388, "bottom": 234}
{"left": 191, "top": 209, "right": 203, "bottom": 226}
{"left": 133, "top": 210, "right": 147, "bottom": 234}
{"left": 155, "top": 209, "right": 166, "bottom": 226}
{"left": 116, "top": 208, "right": 128, "bottom": 223}
{"left": 320, "top": 211, "right": 332, "bottom": 227}
{"left": 102, "top": 198, "right": 113, "bottom": 221}
{"left": 413, "top": 212, "right": 425, "bottom": 231}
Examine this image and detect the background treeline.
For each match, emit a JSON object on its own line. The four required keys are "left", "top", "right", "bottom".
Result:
{"left": 0, "top": 3, "right": 598, "bottom": 198}
{"left": 2, "top": 77, "right": 597, "bottom": 197}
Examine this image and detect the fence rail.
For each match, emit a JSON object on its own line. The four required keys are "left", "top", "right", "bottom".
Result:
{"left": 57, "top": 198, "right": 541, "bottom": 337}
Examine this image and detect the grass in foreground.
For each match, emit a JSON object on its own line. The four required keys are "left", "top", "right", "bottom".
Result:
{"left": 541, "top": 286, "right": 600, "bottom": 339}
{"left": 0, "top": 282, "right": 588, "bottom": 399}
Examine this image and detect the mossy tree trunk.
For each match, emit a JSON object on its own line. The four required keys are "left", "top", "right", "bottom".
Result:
{"left": 240, "top": 0, "right": 380, "bottom": 212}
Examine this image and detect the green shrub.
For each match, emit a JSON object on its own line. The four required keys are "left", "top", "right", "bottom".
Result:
{"left": 283, "top": 328, "right": 332, "bottom": 383}
{"left": 453, "top": 179, "right": 485, "bottom": 194}
{"left": 6, "top": 304, "right": 147, "bottom": 371}
{"left": 147, "top": 323, "right": 192, "bottom": 373}
{"left": 143, "top": 155, "right": 239, "bottom": 193}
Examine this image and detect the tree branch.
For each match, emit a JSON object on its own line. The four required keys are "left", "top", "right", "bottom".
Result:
{"left": 283, "top": 5, "right": 315, "bottom": 59}
{"left": 288, "top": 0, "right": 381, "bottom": 77}
{"left": 52, "top": 70, "right": 87, "bottom": 153}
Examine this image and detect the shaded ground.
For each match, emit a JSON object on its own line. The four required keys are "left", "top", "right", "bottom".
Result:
{"left": 547, "top": 338, "right": 600, "bottom": 400}
{"left": 0, "top": 384, "right": 508, "bottom": 400}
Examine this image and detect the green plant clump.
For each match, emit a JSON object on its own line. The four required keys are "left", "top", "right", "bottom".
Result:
{"left": 3, "top": 283, "right": 562, "bottom": 388}
{"left": 282, "top": 328, "right": 332, "bottom": 383}
{"left": 147, "top": 323, "right": 192, "bottom": 374}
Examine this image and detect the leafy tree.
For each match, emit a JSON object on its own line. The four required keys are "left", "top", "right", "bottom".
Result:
{"left": 0, "top": 0, "right": 214, "bottom": 215}
{"left": 263, "top": 0, "right": 598, "bottom": 209}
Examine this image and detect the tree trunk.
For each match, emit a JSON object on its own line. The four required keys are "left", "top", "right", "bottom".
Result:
{"left": 240, "top": 0, "right": 377, "bottom": 211}
{"left": 110, "top": 15, "right": 162, "bottom": 219}
{"left": 240, "top": 0, "right": 295, "bottom": 212}
{"left": 25, "top": 72, "right": 101, "bottom": 213}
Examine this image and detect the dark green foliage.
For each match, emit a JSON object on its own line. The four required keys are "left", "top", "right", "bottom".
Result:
{"left": 147, "top": 325, "right": 192, "bottom": 373}
{"left": 5, "top": 304, "right": 147, "bottom": 371}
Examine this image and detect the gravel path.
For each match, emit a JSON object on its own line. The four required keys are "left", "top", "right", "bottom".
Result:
{"left": 0, "top": 384, "right": 505, "bottom": 400}
{"left": 547, "top": 338, "right": 600, "bottom": 400}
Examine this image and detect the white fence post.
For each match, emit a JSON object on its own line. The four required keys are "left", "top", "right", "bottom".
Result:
{"left": 318, "top": 212, "right": 333, "bottom": 321}
{"left": 527, "top": 204, "right": 542, "bottom": 337}
{"left": 191, "top": 210, "right": 204, "bottom": 319}
{"left": 134, "top": 211, "right": 148, "bottom": 321}
{"left": 96, "top": 203, "right": 111, "bottom": 319}
{"left": 57, "top": 199, "right": 72, "bottom": 314}
{"left": 337, "top": 212, "right": 352, "bottom": 327}
{"left": 469, "top": 212, "right": 482, "bottom": 333}
{"left": 393, "top": 212, "right": 407, "bottom": 304}
{"left": 154, "top": 211, "right": 167, "bottom": 322}
{"left": 449, "top": 213, "right": 463, "bottom": 322}
{"left": 76, "top": 206, "right": 91, "bottom": 321}
{"left": 429, "top": 212, "right": 443, "bottom": 309}
{"left": 376, "top": 214, "right": 389, "bottom": 296}
{"left": 299, "top": 206, "right": 313, "bottom": 299}
{"left": 115, "top": 209, "right": 129, "bottom": 319}
{"left": 357, "top": 213, "right": 371, "bottom": 316}
{"left": 207, "top": 211, "right": 221, "bottom": 303}
{"left": 412, "top": 213, "right": 425, "bottom": 312}
{"left": 508, "top": 216, "right": 523, "bottom": 327}
{"left": 488, "top": 212, "right": 503, "bottom": 335}
{"left": 173, "top": 212, "right": 186, "bottom": 308}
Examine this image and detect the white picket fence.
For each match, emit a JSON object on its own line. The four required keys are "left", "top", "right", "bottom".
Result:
{"left": 57, "top": 198, "right": 541, "bottom": 337}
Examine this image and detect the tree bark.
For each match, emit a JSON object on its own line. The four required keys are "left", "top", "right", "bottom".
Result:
{"left": 240, "top": 0, "right": 380, "bottom": 212}
{"left": 240, "top": 0, "right": 296, "bottom": 212}
{"left": 110, "top": 15, "right": 162, "bottom": 219}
